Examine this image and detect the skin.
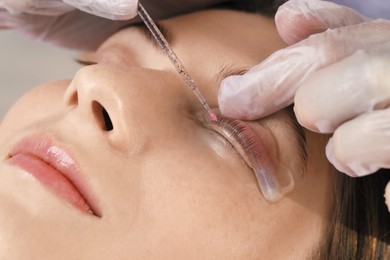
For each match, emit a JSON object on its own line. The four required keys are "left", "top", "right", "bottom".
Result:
{"left": 0, "top": 10, "right": 335, "bottom": 259}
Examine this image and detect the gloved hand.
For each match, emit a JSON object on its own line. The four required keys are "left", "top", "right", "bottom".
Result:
{"left": 0, "top": 0, "right": 138, "bottom": 19}
{"left": 218, "top": 0, "right": 390, "bottom": 178}
{"left": 0, "top": 0, "right": 228, "bottom": 50}
{"left": 0, "top": 0, "right": 138, "bottom": 49}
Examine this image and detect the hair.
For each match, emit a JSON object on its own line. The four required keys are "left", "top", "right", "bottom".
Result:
{"left": 315, "top": 170, "right": 390, "bottom": 259}
{"left": 210, "top": 0, "right": 284, "bottom": 16}
{"left": 213, "top": 0, "right": 390, "bottom": 258}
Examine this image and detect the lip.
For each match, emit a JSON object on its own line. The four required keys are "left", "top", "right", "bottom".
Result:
{"left": 7, "top": 135, "right": 100, "bottom": 217}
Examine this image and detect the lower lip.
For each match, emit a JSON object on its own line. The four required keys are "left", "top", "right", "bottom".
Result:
{"left": 8, "top": 153, "right": 94, "bottom": 215}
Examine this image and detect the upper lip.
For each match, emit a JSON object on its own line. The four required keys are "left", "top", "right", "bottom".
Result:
{"left": 7, "top": 135, "right": 101, "bottom": 217}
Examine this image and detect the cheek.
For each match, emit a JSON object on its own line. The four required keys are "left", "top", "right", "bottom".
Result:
{"left": 130, "top": 143, "right": 304, "bottom": 258}
{"left": 130, "top": 136, "right": 262, "bottom": 237}
{"left": 0, "top": 81, "right": 69, "bottom": 135}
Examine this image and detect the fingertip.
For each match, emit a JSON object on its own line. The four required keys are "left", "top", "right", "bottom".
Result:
{"left": 218, "top": 76, "right": 243, "bottom": 118}
{"left": 325, "top": 138, "right": 372, "bottom": 178}
{"left": 275, "top": 0, "right": 370, "bottom": 45}
{"left": 326, "top": 128, "right": 383, "bottom": 178}
{"left": 66, "top": 0, "right": 139, "bottom": 20}
{"left": 293, "top": 92, "right": 335, "bottom": 133}
{"left": 110, "top": 0, "right": 139, "bottom": 19}
{"left": 218, "top": 76, "right": 266, "bottom": 120}
{"left": 219, "top": 74, "right": 250, "bottom": 105}
{"left": 219, "top": 75, "right": 242, "bottom": 107}
{"left": 325, "top": 138, "right": 358, "bottom": 177}
{"left": 314, "top": 120, "right": 334, "bottom": 133}
{"left": 275, "top": 0, "right": 330, "bottom": 44}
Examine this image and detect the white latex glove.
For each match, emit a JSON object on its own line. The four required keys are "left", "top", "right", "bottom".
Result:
{"left": 218, "top": 0, "right": 390, "bottom": 178}
{"left": 0, "top": 0, "right": 138, "bottom": 19}
{"left": 0, "top": 0, "right": 137, "bottom": 49}
{"left": 0, "top": 0, "right": 227, "bottom": 49}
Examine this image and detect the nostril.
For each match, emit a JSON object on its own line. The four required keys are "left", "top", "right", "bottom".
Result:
{"left": 102, "top": 107, "right": 114, "bottom": 131}
{"left": 92, "top": 101, "right": 114, "bottom": 131}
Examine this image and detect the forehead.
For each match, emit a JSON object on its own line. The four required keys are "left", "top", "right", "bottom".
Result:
{"left": 160, "top": 9, "right": 285, "bottom": 58}
{"left": 97, "top": 9, "right": 285, "bottom": 68}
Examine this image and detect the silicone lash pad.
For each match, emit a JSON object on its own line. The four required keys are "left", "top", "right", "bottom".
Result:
{"left": 202, "top": 114, "right": 295, "bottom": 202}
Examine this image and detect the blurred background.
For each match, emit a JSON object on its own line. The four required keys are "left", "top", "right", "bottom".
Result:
{"left": 0, "top": 30, "right": 80, "bottom": 118}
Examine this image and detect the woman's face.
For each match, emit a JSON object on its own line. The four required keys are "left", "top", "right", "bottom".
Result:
{"left": 0, "top": 10, "right": 335, "bottom": 259}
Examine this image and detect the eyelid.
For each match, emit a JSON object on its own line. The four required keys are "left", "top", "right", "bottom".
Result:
{"left": 206, "top": 117, "right": 264, "bottom": 168}
{"left": 75, "top": 59, "right": 97, "bottom": 66}
{"left": 200, "top": 113, "right": 295, "bottom": 203}
{"left": 75, "top": 52, "right": 98, "bottom": 66}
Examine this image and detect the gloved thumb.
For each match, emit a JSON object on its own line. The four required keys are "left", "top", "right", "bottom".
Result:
{"left": 275, "top": 0, "right": 370, "bottom": 45}
{"left": 63, "top": 0, "right": 139, "bottom": 20}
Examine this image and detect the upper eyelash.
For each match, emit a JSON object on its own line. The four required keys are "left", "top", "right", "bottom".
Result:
{"left": 200, "top": 114, "right": 269, "bottom": 170}
{"left": 200, "top": 114, "right": 296, "bottom": 203}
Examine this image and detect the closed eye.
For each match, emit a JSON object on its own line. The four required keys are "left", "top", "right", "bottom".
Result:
{"left": 74, "top": 58, "right": 97, "bottom": 66}
{"left": 199, "top": 113, "right": 270, "bottom": 170}
{"left": 199, "top": 112, "right": 296, "bottom": 202}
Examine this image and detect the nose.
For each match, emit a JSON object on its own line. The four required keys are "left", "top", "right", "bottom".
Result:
{"left": 63, "top": 64, "right": 184, "bottom": 152}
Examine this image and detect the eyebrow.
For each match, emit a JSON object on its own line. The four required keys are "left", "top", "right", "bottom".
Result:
{"left": 215, "top": 63, "right": 250, "bottom": 83}
{"left": 283, "top": 105, "right": 308, "bottom": 173}
{"left": 120, "top": 21, "right": 174, "bottom": 49}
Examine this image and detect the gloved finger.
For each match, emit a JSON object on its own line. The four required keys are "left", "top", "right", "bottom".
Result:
{"left": 0, "top": 0, "right": 74, "bottom": 15}
{"left": 63, "top": 0, "right": 138, "bottom": 20}
{"left": 294, "top": 46, "right": 390, "bottom": 133}
{"left": 275, "top": 0, "right": 371, "bottom": 45}
{"left": 219, "top": 19, "right": 390, "bottom": 120}
{"left": 0, "top": 9, "right": 131, "bottom": 49}
{"left": 0, "top": 9, "right": 21, "bottom": 28}
{"left": 325, "top": 109, "right": 390, "bottom": 177}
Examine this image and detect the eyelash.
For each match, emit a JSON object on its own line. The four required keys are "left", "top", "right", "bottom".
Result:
{"left": 200, "top": 113, "right": 294, "bottom": 203}
{"left": 201, "top": 115, "right": 270, "bottom": 170}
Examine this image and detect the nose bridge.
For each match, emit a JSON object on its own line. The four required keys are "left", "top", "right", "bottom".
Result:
{"left": 63, "top": 64, "right": 184, "bottom": 152}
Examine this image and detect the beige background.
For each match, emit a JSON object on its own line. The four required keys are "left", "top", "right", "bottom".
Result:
{"left": 0, "top": 30, "right": 80, "bottom": 118}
